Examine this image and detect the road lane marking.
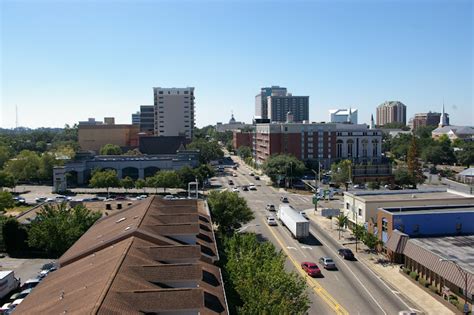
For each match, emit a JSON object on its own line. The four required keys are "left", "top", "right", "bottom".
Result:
{"left": 286, "top": 246, "right": 297, "bottom": 250}
{"left": 264, "top": 222, "right": 349, "bottom": 315}
{"left": 301, "top": 246, "right": 313, "bottom": 250}
{"left": 308, "top": 226, "right": 388, "bottom": 315}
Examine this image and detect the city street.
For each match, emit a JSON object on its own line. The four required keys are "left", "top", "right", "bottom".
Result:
{"left": 212, "top": 162, "right": 419, "bottom": 315}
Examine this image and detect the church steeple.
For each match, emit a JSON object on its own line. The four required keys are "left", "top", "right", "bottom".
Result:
{"left": 439, "top": 102, "right": 448, "bottom": 127}
{"left": 370, "top": 114, "right": 375, "bottom": 129}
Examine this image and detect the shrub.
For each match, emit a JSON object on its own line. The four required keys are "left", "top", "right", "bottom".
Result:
{"left": 450, "top": 299, "right": 459, "bottom": 307}
{"left": 429, "top": 284, "right": 439, "bottom": 294}
{"left": 409, "top": 271, "right": 419, "bottom": 281}
{"left": 403, "top": 267, "right": 410, "bottom": 274}
{"left": 418, "top": 277, "right": 426, "bottom": 287}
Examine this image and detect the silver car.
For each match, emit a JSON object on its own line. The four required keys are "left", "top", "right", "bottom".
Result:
{"left": 319, "top": 257, "right": 337, "bottom": 270}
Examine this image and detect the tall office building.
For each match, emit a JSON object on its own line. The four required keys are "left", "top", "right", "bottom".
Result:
{"left": 132, "top": 111, "right": 140, "bottom": 125}
{"left": 153, "top": 87, "right": 195, "bottom": 139}
{"left": 255, "top": 86, "right": 287, "bottom": 119}
{"left": 376, "top": 101, "right": 407, "bottom": 126}
{"left": 267, "top": 94, "right": 309, "bottom": 122}
{"left": 411, "top": 112, "right": 446, "bottom": 131}
{"left": 329, "top": 108, "right": 358, "bottom": 124}
{"left": 139, "top": 105, "right": 155, "bottom": 133}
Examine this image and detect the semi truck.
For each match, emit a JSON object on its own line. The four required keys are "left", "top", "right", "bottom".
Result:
{"left": 277, "top": 204, "right": 310, "bottom": 240}
{"left": 0, "top": 270, "right": 20, "bottom": 299}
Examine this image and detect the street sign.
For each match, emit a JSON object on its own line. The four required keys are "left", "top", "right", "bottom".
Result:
{"left": 312, "top": 195, "right": 318, "bottom": 205}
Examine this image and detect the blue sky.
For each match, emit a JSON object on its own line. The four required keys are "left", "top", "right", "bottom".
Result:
{"left": 1, "top": 0, "right": 472, "bottom": 128}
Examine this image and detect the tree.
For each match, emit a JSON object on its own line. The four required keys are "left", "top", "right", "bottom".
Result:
{"left": 335, "top": 214, "right": 348, "bottom": 240}
{"left": 0, "top": 145, "right": 13, "bottom": 169}
{"left": 178, "top": 166, "right": 197, "bottom": 188}
{"left": 353, "top": 224, "right": 366, "bottom": 242}
{"left": 194, "top": 164, "right": 215, "bottom": 187}
{"left": 331, "top": 160, "right": 352, "bottom": 190}
{"left": 124, "top": 148, "right": 142, "bottom": 156}
{"left": 223, "top": 233, "right": 310, "bottom": 314}
{"left": 146, "top": 176, "right": 160, "bottom": 193}
{"left": 237, "top": 146, "right": 252, "bottom": 159}
{"left": 120, "top": 176, "right": 134, "bottom": 192}
{"left": 456, "top": 142, "right": 474, "bottom": 167}
{"left": 407, "top": 137, "right": 425, "bottom": 187}
{"left": 207, "top": 190, "right": 254, "bottom": 235}
{"left": 155, "top": 170, "right": 182, "bottom": 193}
{"left": 379, "top": 122, "right": 409, "bottom": 130}
{"left": 394, "top": 167, "right": 413, "bottom": 188}
{"left": 363, "top": 232, "right": 382, "bottom": 252}
{"left": 89, "top": 169, "right": 120, "bottom": 197}
{"left": 0, "top": 191, "right": 15, "bottom": 212}
{"left": 263, "top": 154, "right": 306, "bottom": 186}
{"left": 4, "top": 150, "right": 41, "bottom": 182}
{"left": 38, "top": 153, "right": 60, "bottom": 181}
{"left": 28, "top": 203, "right": 101, "bottom": 256}
{"left": 421, "top": 145, "right": 444, "bottom": 165}
{"left": 0, "top": 216, "right": 29, "bottom": 254}
{"left": 388, "top": 133, "right": 412, "bottom": 160}
{"left": 99, "top": 144, "right": 122, "bottom": 155}
{"left": 0, "top": 171, "right": 15, "bottom": 190}
{"left": 187, "top": 139, "right": 224, "bottom": 163}
{"left": 135, "top": 178, "right": 146, "bottom": 192}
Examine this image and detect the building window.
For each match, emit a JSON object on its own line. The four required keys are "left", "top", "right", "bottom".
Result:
{"left": 358, "top": 208, "right": 362, "bottom": 216}
{"left": 346, "top": 202, "right": 350, "bottom": 210}
{"left": 372, "top": 139, "right": 379, "bottom": 156}
{"left": 337, "top": 140, "right": 343, "bottom": 158}
{"left": 381, "top": 218, "right": 388, "bottom": 232}
{"left": 347, "top": 139, "right": 354, "bottom": 158}
{"left": 362, "top": 140, "right": 368, "bottom": 157}
{"left": 159, "top": 91, "right": 163, "bottom": 94}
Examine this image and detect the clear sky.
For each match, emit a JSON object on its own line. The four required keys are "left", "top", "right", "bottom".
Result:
{"left": 1, "top": 0, "right": 472, "bottom": 128}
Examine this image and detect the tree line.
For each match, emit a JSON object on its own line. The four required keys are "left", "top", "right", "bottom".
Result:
{"left": 206, "top": 190, "right": 310, "bottom": 314}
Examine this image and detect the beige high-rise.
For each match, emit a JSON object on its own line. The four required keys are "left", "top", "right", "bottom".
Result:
{"left": 153, "top": 87, "right": 195, "bottom": 139}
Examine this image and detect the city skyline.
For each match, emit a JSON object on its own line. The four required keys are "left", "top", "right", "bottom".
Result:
{"left": 1, "top": 0, "right": 472, "bottom": 128}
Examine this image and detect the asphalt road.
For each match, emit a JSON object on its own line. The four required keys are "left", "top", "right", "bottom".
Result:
{"left": 212, "top": 162, "right": 418, "bottom": 315}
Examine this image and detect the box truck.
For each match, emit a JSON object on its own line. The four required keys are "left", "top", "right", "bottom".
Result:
{"left": 0, "top": 271, "right": 20, "bottom": 299}
{"left": 277, "top": 204, "right": 309, "bottom": 240}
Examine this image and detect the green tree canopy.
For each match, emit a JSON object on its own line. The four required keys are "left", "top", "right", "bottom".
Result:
{"left": 0, "top": 191, "right": 15, "bottom": 212}
{"left": 263, "top": 154, "right": 306, "bottom": 185}
{"left": 207, "top": 190, "right": 254, "bottom": 235}
{"left": 134, "top": 178, "right": 146, "bottom": 192}
{"left": 89, "top": 169, "right": 120, "bottom": 196}
{"left": 187, "top": 139, "right": 224, "bottom": 163}
{"left": 223, "top": 233, "right": 310, "bottom": 314}
{"left": 0, "top": 171, "right": 15, "bottom": 189}
{"left": 99, "top": 144, "right": 122, "bottom": 155}
{"left": 379, "top": 122, "right": 409, "bottom": 130}
{"left": 120, "top": 176, "right": 134, "bottom": 192}
{"left": 28, "top": 203, "right": 102, "bottom": 257}
{"left": 331, "top": 159, "right": 352, "bottom": 188}
{"left": 456, "top": 142, "right": 474, "bottom": 167}
{"left": 407, "top": 137, "right": 425, "bottom": 187}
{"left": 394, "top": 167, "right": 414, "bottom": 188}
{"left": 237, "top": 146, "right": 252, "bottom": 159}
{"left": 155, "top": 170, "right": 182, "bottom": 192}
{"left": 0, "top": 145, "right": 13, "bottom": 169}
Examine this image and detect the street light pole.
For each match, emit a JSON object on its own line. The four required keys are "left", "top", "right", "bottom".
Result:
{"left": 439, "top": 259, "right": 470, "bottom": 314}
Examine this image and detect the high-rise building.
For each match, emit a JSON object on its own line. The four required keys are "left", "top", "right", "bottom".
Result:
{"left": 139, "top": 105, "right": 154, "bottom": 133}
{"left": 376, "top": 101, "right": 407, "bottom": 126}
{"left": 132, "top": 111, "right": 140, "bottom": 125}
{"left": 411, "top": 112, "right": 446, "bottom": 131}
{"left": 329, "top": 108, "right": 358, "bottom": 124}
{"left": 267, "top": 94, "right": 309, "bottom": 122}
{"left": 153, "top": 87, "right": 195, "bottom": 139}
{"left": 255, "top": 86, "right": 287, "bottom": 119}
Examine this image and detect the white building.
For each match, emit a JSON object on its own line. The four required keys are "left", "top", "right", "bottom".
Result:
{"left": 153, "top": 87, "right": 195, "bottom": 140}
{"left": 329, "top": 109, "right": 358, "bottom": 124}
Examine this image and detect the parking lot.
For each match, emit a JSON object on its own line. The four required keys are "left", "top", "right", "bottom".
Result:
{"left": 0, "top": 256, "right": 54, "bottom": 286}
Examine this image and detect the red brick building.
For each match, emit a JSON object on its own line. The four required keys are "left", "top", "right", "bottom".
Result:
{"left": 232, "top": 130, "right": 253, "bottom": 150}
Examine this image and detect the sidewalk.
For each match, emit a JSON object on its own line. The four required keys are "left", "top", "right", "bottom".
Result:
{"left": 307, "top": 210, "right": 455, "bottom": 315}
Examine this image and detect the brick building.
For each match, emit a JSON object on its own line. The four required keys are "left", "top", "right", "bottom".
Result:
{"left": 232, "top": 130, "right": 253, "bottom": 150}
{"left": 254, "top": 122, "right": 382, "bottom": 168}
{"left": 411, "top": 112, "right": 445, "bottom": 131}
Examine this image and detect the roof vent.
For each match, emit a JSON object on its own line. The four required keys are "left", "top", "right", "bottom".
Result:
{"left": 124, "top": 226, "right": 131, "bottom": 231}
{"left": 411, "top": 194, "right": 416, "bottom": 198}
{"left": 116, "top": 217, "right": 126, "bottom": 223}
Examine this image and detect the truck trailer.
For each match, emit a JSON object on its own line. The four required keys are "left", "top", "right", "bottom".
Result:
{"left": 277, "top": 204, "right": 310, "bottom": 240}
{"left": 0, "top": 270, "right": 20, "bottom": 299}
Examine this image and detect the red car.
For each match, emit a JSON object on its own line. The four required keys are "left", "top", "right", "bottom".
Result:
{"left": 301, "top": 262, "right": 321, "bottom": 277}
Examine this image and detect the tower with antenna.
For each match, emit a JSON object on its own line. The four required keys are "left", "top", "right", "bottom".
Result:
{"left": 15, "top": 105, "right": 18, "bottom": 129}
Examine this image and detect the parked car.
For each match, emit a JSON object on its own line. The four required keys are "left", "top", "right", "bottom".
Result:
{"left": 280, "top": 196, "right": 289, "bottom": 203}
{"left": 249, "top": 185, "right": 257, "bottom": 191}
{"left": 299, "top": 211, "right": 309, "bottom": 220}
{"left": 35, "top": 197, "right": 47, "bottom": 203}
{"left": 319, "top": 257, "right": 337, "bottom": 269}
{"left": 232, "top": 165, "right": 238, "bottom": 170}
{"left": 55, "top": 195, "right": 72, "bottom": 201}
{"left": 301, "top": 262, "right": 321, "bottom": 277}
{"left": 338, "top": 248, "right": 355, "bottom": 260}
{"left": 232, "top": 187, "right": 239, "bottom": 193}
{"left": 9, "top": 289, "right": 32, "bottom": 302}
{"left": 21, "top": 278, "right": 41, "bottom": 290}
{"left": 254, "top": 176, "right": 260, "bottom": 180}
{"left": 228, "top": 180, "right": 234, "bottom": 185}
{"left": 232, "top": 173, "right": 238, "bottom": 177}
{"left": 267, "top": 216, "right": 277, "bottom": 226}
{"left": 353, "top": 184, "right": 366, "bottom": 190}
{"left": 242, "top": 186, "right": 249, "bottom": 191}
{"left": 266, "top": 204, "right": 276, "bottom": 211}
{"left": 163, "top": 195, "right": 175, "bottom": 200}
{"left": 13, "top": 197, "right": 26, "bottom": 204}
{"left": 46, "top": 197, "right": 55, "bottom": 202}
{"left": 249, "top": 172, "right": 254, "bottom": 176}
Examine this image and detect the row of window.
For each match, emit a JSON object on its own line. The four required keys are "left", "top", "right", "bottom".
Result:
{"left": 157, "top": 90, "right": 190, "bottom": 95}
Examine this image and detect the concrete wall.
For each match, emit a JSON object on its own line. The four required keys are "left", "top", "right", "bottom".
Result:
{"left": 78, "top": 125, "right": 139, "bottom": 152}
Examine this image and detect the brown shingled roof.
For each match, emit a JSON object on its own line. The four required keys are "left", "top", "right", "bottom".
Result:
{"left": 15, "top": 198, "right": 227, "bottom": 315}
